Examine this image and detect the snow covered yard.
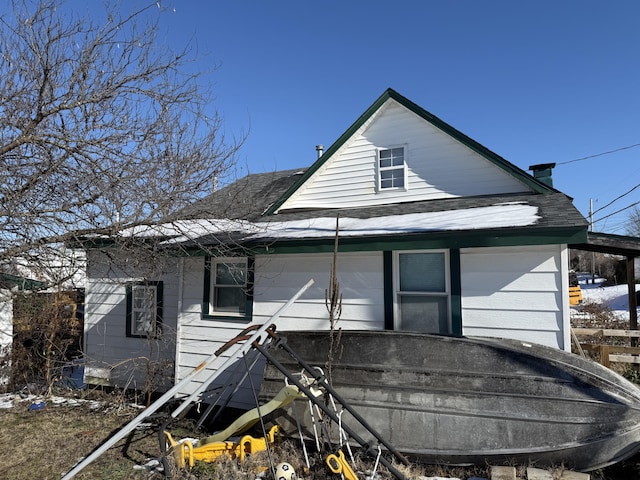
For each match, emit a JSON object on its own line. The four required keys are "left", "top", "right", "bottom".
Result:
{"left": 573, "top": 273, "right": 638, "bottom": 323}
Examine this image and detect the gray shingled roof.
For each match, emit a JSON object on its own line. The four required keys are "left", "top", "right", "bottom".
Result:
{"left": 168, "top": 168, "right": 588, "bottom": 248}
{"left": 175, "top": 168, "right": 306, "bottom": 221}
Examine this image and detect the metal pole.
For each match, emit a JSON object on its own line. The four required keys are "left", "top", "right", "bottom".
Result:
{"left": 170, "top": 279, "right": 314, "bottom": 418}
{"left": 268, "top": 333, "right": 409, "bottom": 466}
{"left": 252, "top": 340, "right": 408, "bottom": 480}
{"left": 61, "top": 279, "right": 314, "bottom": 479}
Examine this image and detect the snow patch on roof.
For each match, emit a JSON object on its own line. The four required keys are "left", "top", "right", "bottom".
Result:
{"left": 132, "top": 202, "right": 539, "bottom": 244}
{"left": 251, "top": 202, "right": 539, "bottom": 239}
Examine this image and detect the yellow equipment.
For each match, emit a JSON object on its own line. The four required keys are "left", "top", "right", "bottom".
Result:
{"left": 569, "top": 285, "right": 583, "bottom": 306}
{"left": 165, "top": 384, "right": 310, "bottom": 469}
{"left": 165, "top": 424, "right": 280, "bottom": 469}
{"left": 326, "top": 449, "right": 358, "bottom": 480}
{"left": 569, "top": 271, "right": 583, "bottom": 306}
{"left": 201, "top": 384, "right": 305, "bottom": 444}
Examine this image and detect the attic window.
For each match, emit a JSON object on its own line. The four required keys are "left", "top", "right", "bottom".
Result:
{"left": 378, "top": 147, "right": 406, "bottom": 190}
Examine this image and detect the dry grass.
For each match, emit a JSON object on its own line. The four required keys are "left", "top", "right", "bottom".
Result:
{"left": 0, "top": 389, "right": 493, "bottom": 480}
{"left": 0, "top": 395, "right": 162, "bottom": 480}
{"left": 2, "top": 385, "right": 639, "bottom": 480}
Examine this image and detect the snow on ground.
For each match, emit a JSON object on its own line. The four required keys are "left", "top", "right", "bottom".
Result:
{"left": 576, "top": 272, "right": 639, "bottom": 322}
{"left": 0, "top": 392, "right": 105, "bottom": 410}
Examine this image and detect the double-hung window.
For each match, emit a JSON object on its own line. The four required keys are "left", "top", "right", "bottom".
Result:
{"left": 378, "top": 146, "right": 406, "bottom": 190}
{"left": 394, "top": 251, "right": 450, "bottom": 333}
{"left": 126, "top": 281, "right": 163, "bottom": 337}
{"left": 205, "top": 257, "right": 251, "bottom": 318}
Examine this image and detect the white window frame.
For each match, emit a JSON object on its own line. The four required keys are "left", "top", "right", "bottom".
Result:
{"left": 393, "top": 250, "right": 451, "bottom": 333}
{"left": 128, "top": 283, "right": 161, "bottom": 337}
{"left": 209, "top": 257, "right": 248, "bottom": 317}
{"left": 377, "top": 145, "right": 408, "bottom": 191}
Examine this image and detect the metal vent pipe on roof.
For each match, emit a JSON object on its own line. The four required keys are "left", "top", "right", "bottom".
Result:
{"left": 316, "top": 144, "right": 324, "bottom": 158}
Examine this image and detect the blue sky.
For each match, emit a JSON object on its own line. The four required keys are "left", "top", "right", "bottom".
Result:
{"left": 58, "top": 2, "right": 640, "bottom": 233}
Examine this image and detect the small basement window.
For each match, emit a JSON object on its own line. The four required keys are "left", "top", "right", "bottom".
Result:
{"left": 378, "top": 147, "right": 406, "bottom": 190}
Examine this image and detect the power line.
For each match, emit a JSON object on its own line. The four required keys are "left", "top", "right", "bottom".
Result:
{"left": 592, "top": 182, "right": 640, "bottom": 216}
{"left": 554, "top": 143, "right": 640, "bottom": 228}
{"left": 556, "top": 142, "right": 640, "bottom": 165}
{"left": 593, "top": 199, "right": 640, "bottom": 225}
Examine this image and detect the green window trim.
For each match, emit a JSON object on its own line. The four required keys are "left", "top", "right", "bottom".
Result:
{"left": 449, "top": 248, "right": 462, "bottom": 335}
{"left": 383, "top": 249, "right": 461, "bottom": 334}
{"left": 125, "top": 281, "right": 163, "bottom": 338}
{"left": 202, "top": 256, "right": 254, "bottom": 321}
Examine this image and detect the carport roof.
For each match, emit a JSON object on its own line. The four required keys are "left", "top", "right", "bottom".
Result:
{"left": 571, "top": 232, "right": 640, "bottom": 257}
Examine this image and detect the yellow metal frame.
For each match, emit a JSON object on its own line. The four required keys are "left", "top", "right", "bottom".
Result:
{"left": 326, "top": 449, "right": 358, "bottom": 480}
{"left": 165, "top": 424, "right": 280, "bottom": 469}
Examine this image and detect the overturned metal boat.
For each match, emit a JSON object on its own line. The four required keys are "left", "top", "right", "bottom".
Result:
{"left": 259, "top": 330, "right": 640, "bottom": 471}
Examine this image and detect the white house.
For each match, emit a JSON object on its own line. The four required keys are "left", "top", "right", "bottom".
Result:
{"left": 82, "top": 89, "right": 589, "bottom": 406}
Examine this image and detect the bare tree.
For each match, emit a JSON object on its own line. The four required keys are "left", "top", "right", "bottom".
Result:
{"left": 0, "top": 0, "right": 240, "bottom": 391}
{"left": 627, "top": 206, "right": 640, "bottom": 237}
{"left": 0, "top": 0, "right": 238, "bottom": 267}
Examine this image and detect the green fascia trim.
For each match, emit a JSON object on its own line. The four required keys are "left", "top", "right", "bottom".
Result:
{"left": 177, "top": 245, "right": 253, "bottom": 257}
{"left": 0, "top": 273, "right": 47, "bottom": 291}
{"left": 234, "top": 227, "right": 587, "bottom": 255}
{"left": 94, "top": 226, "right": 587, "bottom": 258}
{"left": 265, "top": 88, "right": 554, "bottom": 215}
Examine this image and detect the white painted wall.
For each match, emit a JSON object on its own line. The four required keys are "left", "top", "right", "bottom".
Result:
{"left": 280, "top": 100, "right": 531, "bottom": 211}
{"left": 460, "top": 244, "right": 569, "bottom": 350}
{"left": 85, "top": 243, "right": 572, "bottom": 409}
{"left": 84, "top": 250, "right": 178, "bottom": 390}
{"left": 174, "top": 252, "right": 384, "bottom": 408}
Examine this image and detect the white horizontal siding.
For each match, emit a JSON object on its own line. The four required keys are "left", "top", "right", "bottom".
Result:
{"left": 174, "top": 252, "right": 384, "bottom": 408}
{"left": 460, "top": 245, "right": 569, "bottom": 349}
{"left": 83, "top": 250, "right": 179, "bottom": 390}
{"left": 280, "top": 100, "right": 530, "bottom": 211}
{"left": 174, "top": 256, "right": 264, "bottom": 409}
{"left": 252, "top": 252, "right": 384, "bottom": 330}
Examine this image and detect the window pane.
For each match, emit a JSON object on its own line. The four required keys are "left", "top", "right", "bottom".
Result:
{"left": 215, "top": 286, "right": 246, "bottom": 314}
{"left": 133, "top": 286, "right": 155, "bottom": 309}
{"left": 399, "top": 295, "right": 448, "bottom": 333}
{"left": 379, "top": 148, "right": 404, "bottom": 168}
{"left": 389, "top": 147, "right": 404, "bottom": 166}
{"left": 379, "top": 149, "right": 391, "bottom": 168}
{"left": 134, "top": 311, "right": 153, "bottom": 334}
{"left": 380, "top": 168, "right": 404, "bottom": 189}
{"left": 216, "top": 262, "right": 246, "bottom": 286}
{"left": 399, "top": 253, "right": 445, "bottom": 292}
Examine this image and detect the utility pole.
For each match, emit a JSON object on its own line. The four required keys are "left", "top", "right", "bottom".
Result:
{"left": 590, "top": 199, "right": 595, "bottom": 284}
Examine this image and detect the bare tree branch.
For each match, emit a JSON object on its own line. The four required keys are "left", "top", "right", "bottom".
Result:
{"left": 0, "top": 0, "right": 240, "bottom": 270}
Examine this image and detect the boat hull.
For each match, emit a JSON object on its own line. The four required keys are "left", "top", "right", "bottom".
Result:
{"left": 259, "top": 330, "right": 640, "bottom": 471}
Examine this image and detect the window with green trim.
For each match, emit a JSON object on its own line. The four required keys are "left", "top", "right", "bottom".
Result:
{"left": 204, "top": 257, "right": 253, "bottom": 319}
{"left": 126, "top": 281, "right": 163, "bottom": 338}
{"left": 394, "top": 251, "right": 450, "bottom": 333}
